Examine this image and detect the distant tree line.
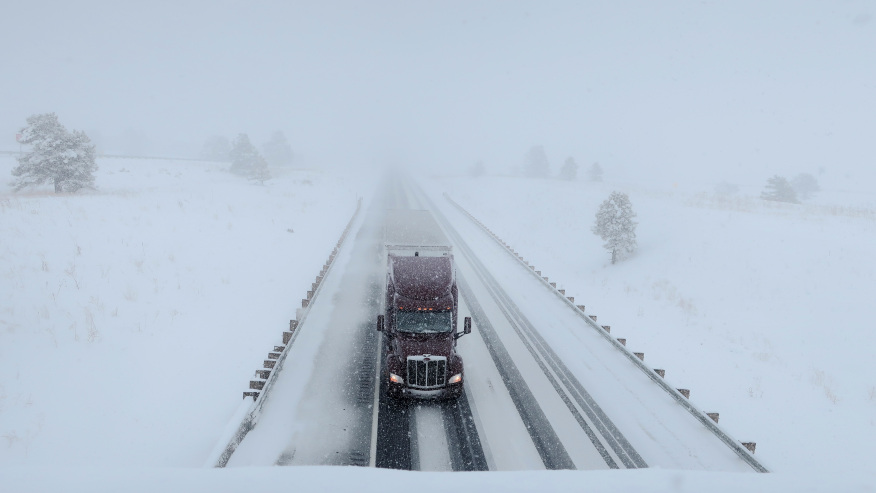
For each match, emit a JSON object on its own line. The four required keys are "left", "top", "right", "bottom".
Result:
{"left": 760, "top": 173, "right": 820, "bottom": 203}
{"left": 7, "top": 112, "right": 291, "bottom": 192}
{"left": 200, "top": 131, "right": 294, "bottom": 185}
{"left": 201, "top": 131, "right": 293, "bottom": 168}
{"left": 469, "top": 145, "right": 604, "bottom": 183}
{"left": 716, "top": 173, "right": 821, "bottom": 203}
{"left": 459, "top": 143, "right": 829, "bottom": 267}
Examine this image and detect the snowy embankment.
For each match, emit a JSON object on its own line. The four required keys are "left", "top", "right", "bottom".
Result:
{"left": 438, "top": 172, "right": 876, "bottom": 475}
{"left": 0, "top": 155, "right": 368, "bottom": 467}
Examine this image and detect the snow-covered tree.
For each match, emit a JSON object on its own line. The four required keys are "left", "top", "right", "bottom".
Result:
{"left": 558, "top": 157, "right": 578, "bottom": 181}
{"left": 592, "top": 191, "right": 638, "bottom": 264}
{"left": 249, "top": 155, "right": 272, "bottom": 185}
{"left": 587, "top": 162, "right": 603, "bottom": 182}
{"left": 469, "top": 160, "right": 485, "bottom": 177}
{"left": 261, "top": 131, "right": 294, "bottom": 166}
{"left": 523, "top": 145, "right": 550, "bottom": 178}
{"left": 229, "top": 133, "right": 260, "bottom": 176}
{"left": 11, "top": 113, "right": 97, "bottom": 193}
{"left": 791, "top": 173, "right": 820, "bottom": 201}
{"left": 714, "top": 182, "right": 740, "bottom": 196}
{"left": 201, "top": 135, "right": 231, "bottom": 161}
{"left": 761, "top": 175, "right": 798, "bottom": 203}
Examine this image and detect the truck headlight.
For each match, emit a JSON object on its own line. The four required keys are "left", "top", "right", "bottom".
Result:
{"left": 448, "top": 373, "right": 462, "bottom": 384}
{"left": 389, "top": 373, "right": 404, "bottom": 384}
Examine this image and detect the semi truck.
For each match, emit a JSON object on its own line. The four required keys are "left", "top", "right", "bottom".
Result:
{"left": 376, "top": 209, "right": 471, "bottom": 400}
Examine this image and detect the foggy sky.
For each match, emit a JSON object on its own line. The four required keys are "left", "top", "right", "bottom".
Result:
{"left": 3, "top": 1, "right": 874, "bottom": 186}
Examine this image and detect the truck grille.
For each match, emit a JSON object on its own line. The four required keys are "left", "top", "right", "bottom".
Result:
{"left": 406, "top": 355, "right": 447, "bottom": 388}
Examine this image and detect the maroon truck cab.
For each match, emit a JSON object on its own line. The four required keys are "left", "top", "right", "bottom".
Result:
{"left": 376, "top": 210, "right": 471, "bottom": 400}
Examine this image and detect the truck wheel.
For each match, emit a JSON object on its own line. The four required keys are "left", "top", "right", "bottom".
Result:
{"left": 381, "top": 366, "right": 400, "bottom": 399}
{"left": 385, "top": 385, "right": 401, "bottom": 400}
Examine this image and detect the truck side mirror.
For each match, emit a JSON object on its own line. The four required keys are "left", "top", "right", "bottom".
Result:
{"left": 377, "top": 314, "right": 384, "bottom": 332}
{"left": 455, "top": 316, "right": 472, "bottom": 340}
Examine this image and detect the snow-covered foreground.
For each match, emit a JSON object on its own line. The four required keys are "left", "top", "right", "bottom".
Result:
{"left": 2, "top": 155, "right": 876, "bottom": 491}
{"left": 4, "top": 466, "right": 875, "bottom": 493}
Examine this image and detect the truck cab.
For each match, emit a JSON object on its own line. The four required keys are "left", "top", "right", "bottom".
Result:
{"left": 376, "top": 210, "right": 471, "bottom": 400}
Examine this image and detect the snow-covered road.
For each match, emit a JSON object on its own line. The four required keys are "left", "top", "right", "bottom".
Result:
{"left": 220, "top": 176, "right": 767, "bottom": 473}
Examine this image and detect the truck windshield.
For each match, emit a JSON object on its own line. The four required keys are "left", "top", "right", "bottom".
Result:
{"left": 396, "top": 310, "right": 452, "bottom": 334}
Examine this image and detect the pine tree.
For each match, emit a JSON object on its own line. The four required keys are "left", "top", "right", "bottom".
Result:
{"left": 249, "top": 155, "right": 272, "bottom": 185}
{"left": 587, "top": 162, "right": 603, "bottom": 182}
{"left": 760, "top": 175, "right": 798, "bottom": 203}
{"left": 11, "top": 113, "right": 97, "bottom": 193}
{"left": 229, "top": 133, "right": 260, "bottom": 176}
{"left": 523, "top": 145, "right": 550, "bottom": 178}
{"left": 261, "top": 131, "right": 294, "bottom": 166}
{"left": 469, "top": 160, "right": 485, "bottom": 177}
{"left": 791, "top": 173, "right": 820, "bottom": 201}
{"left": 558, "top": 157, "right": 578, "bottom": 181}
{"left": 592, "top": 191, "right": 638, "bottom": 264}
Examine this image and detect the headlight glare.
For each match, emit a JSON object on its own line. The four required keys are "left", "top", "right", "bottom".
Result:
{"left": 448, "top": 373, "right": 462, "bottom": 384}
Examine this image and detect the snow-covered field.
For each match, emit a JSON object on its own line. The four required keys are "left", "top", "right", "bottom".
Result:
{"left": 0, "top": 155, "right": 367, "bottom": 467}
{"left": 439, "top": 170, "right": 876, "bottom": 476}
{"left": 2, "top": 155, "right": 875, "bottom": 491}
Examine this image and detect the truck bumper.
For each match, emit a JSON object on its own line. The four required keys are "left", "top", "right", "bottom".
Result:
{"left": 388, "top": 382, "right": 463, "bottom": 400}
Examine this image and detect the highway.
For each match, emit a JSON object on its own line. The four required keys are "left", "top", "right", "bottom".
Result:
{"left": 220, "top": 176, "right": 767, "bottom": 473}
